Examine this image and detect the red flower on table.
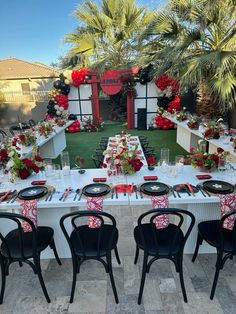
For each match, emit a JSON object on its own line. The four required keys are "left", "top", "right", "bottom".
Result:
{"left": 217, "top": 147, "right": 224, "bottom": 154}
{"left": 129, "top": 158, "right": 143, "bottom": 171}
{"left": 34, "top": 155, "right": 43, "bottom": 162}
{"left": 147, "top": 157, "right": 156, "bottom": 166}
{"left": 0, "top": 149, "right": 8, "bottom": 162}
{"left": 18, "top": 168, "right": 31, "bottom": 179}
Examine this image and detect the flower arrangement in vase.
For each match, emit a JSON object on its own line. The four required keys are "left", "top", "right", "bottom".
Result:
{"left": 103, "top": 144, "right": 143, "bottom": 175}
{"left": 190, "top": 146, "right": 228, "bottom": 172}
{"left": 6, "top": 147, "right": 44, "bottom": 181}
{"left": 147, "top": 157, "right": 157, "bottom": 170}
{"left": 37, "top": 121, "right": 54, "bottom": 137}
{"left": 203, "top": 120, "right": 224, "bottom": 140}
{"left": 82, "top": 116, "right": 104, "bottom": 132}
{"left": 11, "top": 130, "right": 36, "bottom": 147}
{"left": 187, "top": 116, "right": 201, "bottom": 130}
{"left": 176, "top": 108, "right": 188, "bottom": 122}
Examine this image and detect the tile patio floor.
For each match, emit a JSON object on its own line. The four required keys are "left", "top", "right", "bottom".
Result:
{"left": 1, "top": 204, "right": 236, "bottom": 313}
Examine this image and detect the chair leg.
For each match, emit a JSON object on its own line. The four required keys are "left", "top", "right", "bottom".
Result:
{"left": 107, "top": 253, "right": 119, "bottom": 304}
{"left": 210, "top": 253, "right": 223, "bottom": 300}
{"left": 192, "top": 232, "right": 203, "bottom": 262}
{"left": 0, "top": 257, "right": 6, "bottom": 304}
{"left": 19, "top": 261, "right": 23, "bottom": 267}
{"left": 138, "top": 253, "right": 148, "bottom": 305}
{"left": 134, "top": 245, "right": 139, "bottom": 264}
{"left": 114, "top": 247, "right": 121, "bottom": 265}
{"left": 35, "top": 259, "right": 50, "bottom": 303}
{"left": 50, "top": 239, "right": 62, "bottom": 265}
{"left": 70, "top": 258, "right": 77, "bottom": 303}
{"left": 178, "top": 257, "right": 187, "bottom": 303}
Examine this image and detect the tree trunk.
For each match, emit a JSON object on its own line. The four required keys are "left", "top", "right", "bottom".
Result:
{"left": 196, "top": 82, "right": 221, "bottom": 119}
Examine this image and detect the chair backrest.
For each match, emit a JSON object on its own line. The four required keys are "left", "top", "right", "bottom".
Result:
{"left": 219, "top": 209, "right": 236, "bottom": 254}
{"left": 137, "top": 208, "right": 195, "bottom": 256}
{"left": 0, "top": 212, "right": 37, "bottom": 260}
{"left": 28, "top": 119, "right": 36, "bottom": 127}
{"left": 92, "top": 155, "right": 103, "bottom": 168}
{"left": 0, "top": 129, "right": 8, "bottom": 143}
{"left": 60, "top": 210, "right": 117, "bottom": 258}
{"left": 9, "top": 124, "right": 30, "bottom": 136}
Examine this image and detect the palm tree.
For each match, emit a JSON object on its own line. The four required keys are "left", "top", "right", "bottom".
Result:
{"left": 140, "top": 0, "right": 236, "bottom": 117}
{"left": 64, "top": 0, "right": 155, "bottom": 70}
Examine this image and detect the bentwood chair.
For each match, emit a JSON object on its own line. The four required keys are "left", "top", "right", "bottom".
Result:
{"left": 192, "top": 210, "right": 236, "bottom": 299}
{"left": 0, "top": 212, "right": 61, "bottom": 304}
{"left": 92, "top": 155, "right": 103, "bottom": 168}
{"left": 0, "top": 130, "right": 7, "bottom": 143}
{"left": 9, "top": 123, "right": 30, "bottom": 135}
{"left": 60, "top": 210, "right": 120, "bottom": 303}
{"left": 134, "top": 208, "right": 195, "bottom": 304}
{"left": 28, "top": 119, "right": 37, "bottom": 127}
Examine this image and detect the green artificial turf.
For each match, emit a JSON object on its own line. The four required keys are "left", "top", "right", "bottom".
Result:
{"left": 62, "top": 123, "right": 188, "bottom": 169}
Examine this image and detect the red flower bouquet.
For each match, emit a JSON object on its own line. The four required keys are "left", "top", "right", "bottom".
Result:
{"left": 7, "top": 147, "right": 44, "bottom": 181}
{"left": 147, "top": 157, "right": 157, "bottom": 170}
{"left": 11, "top": 130, "right": 36, "bottom": 147}
{"left": 0, "top": 148, "right": 9, "bottom": 164}
{"left": 71, "top": 68, "right": 88, "bottom": 88}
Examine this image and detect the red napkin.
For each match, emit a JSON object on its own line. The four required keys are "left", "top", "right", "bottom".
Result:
{"left": 31, "top": 180, "right": 47, "bottom": 185}
{"left": 151, "top": 195, "right": 169, "bottom": 229}
{"left": 20, "top": 199, "right": 37, "bottom": 232}
{"left": 196, "top": 174, "right": 212, "bottom": 179}
{"left": 144, "top": 176, "right": 158, "bottom": 181}
{"left": 114, "top": 184, "right": 134, "bottom": 193}
{"left": 218, "top": 194, "right": 236, "bottom": 230}
{"left": 0, "top": 190, "right": 12, "bottom": 202}
{"left": 87, "top": 197, "right": 103, "bottom": 228}
{"left": 93, "top": 178, "right": 107, "bottom": 182}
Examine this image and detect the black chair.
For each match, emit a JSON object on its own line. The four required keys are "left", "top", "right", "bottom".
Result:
{"left": 134, "top": 208, "right": 195, "bottom": 304}
{"left": 0, "top": 212, "right": 61, "bottom": 304}
{"left": 192, "top": 210, "right": 236, "bottom": 300}
{"left": 92, "top": 155, "right": 103, "bottom": 168}
{"left": 0, "top": 130, "right": 7, "bottom": 143}
{"left": 28, "top": 119, "right": 37, "bottom": 127}
{"left": 9, "top": 124, "right": 30, "bottom": 135}
{"left": 60, "top": 210, "right": 120, "bottom": 303}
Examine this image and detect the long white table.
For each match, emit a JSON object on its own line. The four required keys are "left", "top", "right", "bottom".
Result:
{"left": 0, "top": 165, "right": 235, "bottom": 258}
{"left": 166, "top": 115, "right": 236, "bottom": 161}
{"left": 19, "top": 121, "right": 72, "bottom": 159}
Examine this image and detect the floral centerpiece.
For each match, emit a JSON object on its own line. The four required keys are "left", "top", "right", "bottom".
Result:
{"left": 147, "top": 157, "right": 157, "bottom": 170}
{"left": 37, "top": 121, "right": 54, "bottom": 137}
{"left": 154, "top": 108, "right": 175, "bottom": 130}
{"left": 6, "top": 147, "right": 44, "bottom": 181}
{"left": 176, "top": 108, "right": 188, "bottom": 122}
{"left": 190, "top": 146, "right": 228, "bottom": 172}
{"left": 82, "top": 116, "right": 104, "bottom": 132}
{"left": 54, "top": 117, "right": 66, "bottom": 127}
{"left": 11, "top": 130, "right": 36, "bottom": 147}
{"left": 203, "top": 120, "right": 224, "bottom": 139}
{"left": 187, "top": 116, "right": 201, "bottom": 130}
{"left": 103, "top": 144, "right": 143, "bottom": 175}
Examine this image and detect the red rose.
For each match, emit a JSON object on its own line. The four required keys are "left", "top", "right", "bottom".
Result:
{"left": 210, "top": 154, "right": 219, "bottom": 164}
{"left": 102, "top": 163, "right": 107, "bottom": 168}
{"left": 32, "top": 164, "right": 40, "bottom": 173}
{"left": 18, "top": 168, "right": 31, "bottom": 179}
{"left": 147, "top": 157, "right": 156, "bottom": 165}
{"left": 0, "top": 149, "right": 8, "bottom": 162}
{"left": 217, "top": 147, "right": 224, "bottom": 154}
{"left": 106, "top": 157, "right": 111, "bottom": 164}
{"left": 34, "top": 155, "right": 43, "bottom": 162}
{"left": 204, "top": 129, "right": 212, "bottom": 137}
{"left": 22, "top": 158, "right": 34, "bottom": 168}
{"left": 196, "top": 161, "right": 204, "bottom": 167}
{"left": 130, "top": 158, "right": 143, "bottom": 171}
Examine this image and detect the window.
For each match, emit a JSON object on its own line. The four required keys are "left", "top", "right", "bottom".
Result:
{"left": 21, "top": 83, "right": 30, "bottom": 95}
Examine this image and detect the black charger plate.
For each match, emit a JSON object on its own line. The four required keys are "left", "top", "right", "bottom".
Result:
{"left": 82, "top": 183, "right": 111, "bottom": 197}
{"left": 140, "top": 182, "right": 169, "bottom": 196}
{"left": 202, "top": 180, "right": 234, "bottom": 194}
{"left": 18, "top": 186, "right": 48, "bottom": 200}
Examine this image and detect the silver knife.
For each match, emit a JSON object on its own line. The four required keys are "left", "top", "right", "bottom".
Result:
{"left": 11, "top": 194, "right": 18, "bottom": 203}
{"left": 111, "top": 188, "right": 114, "bottom": 199}
{"left": 134, "top": 186, "right": 138, "bottom": 199}
{"left": 73, "top": 189, "right": 80, "bottom": 201}
{"left": 78, "top": 190, "right": 83, "bottom": 201}
{"left": 139, "top": 189, "right": 144, "bottom": 199}
{"left": 45, "top": 190, "right": 51, "bottom": 202}
{"left": 7, "top": 190, "right": 17, "bottom": 203}
{"left": 171, "top": 187, "right": 176, "bottom": 198}
{"left": 198, "top": 185, "right": 206, "bottom": 197}
{"left": 48, "top": 188, "right": 56, "bottom": 201}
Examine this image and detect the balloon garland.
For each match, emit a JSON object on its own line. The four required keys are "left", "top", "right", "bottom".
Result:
{"left": 154, "top": 74, "right": 180, "bottom": 130}
{"left": 46, "top": 68, "right": 88, "bottom": 120}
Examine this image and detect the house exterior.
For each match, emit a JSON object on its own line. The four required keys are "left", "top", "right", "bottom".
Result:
{"left": 0, "top": 58, "right": 60, "bottom": 127}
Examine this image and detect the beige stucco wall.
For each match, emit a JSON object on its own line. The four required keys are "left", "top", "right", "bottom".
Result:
{"left": 1, "top": 78, "right": 55, "bottom": 93}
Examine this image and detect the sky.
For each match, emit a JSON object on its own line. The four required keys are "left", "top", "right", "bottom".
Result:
{"left": 0, "top": 0, "right": 167, "bottom": 66}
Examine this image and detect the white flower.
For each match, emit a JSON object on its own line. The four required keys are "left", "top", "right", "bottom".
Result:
{"left": 8, "top": 150, "right": 15, "bottom": 157}
{"left": 59, "top": 106, "right": 64, "bottom": 111}
{"left": 54, "top": 105, "right": 59, "bottom": 110}
{"left": 7, "top": 160, "right": 14, "bottom": 168}
{"left": 56, "top": 110, "right": 61, "bottom": 115}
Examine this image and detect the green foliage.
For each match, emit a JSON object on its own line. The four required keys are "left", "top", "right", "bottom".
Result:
{"left": 139, "top": 0, "right": 236, "bottom": 112}
{"left": 63, "top": 0, "right": 155, "bottom": 70}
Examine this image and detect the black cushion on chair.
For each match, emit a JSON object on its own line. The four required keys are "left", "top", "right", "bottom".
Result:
{"left": 134, "top": 223, "right": 184, "bottom": 256}
{"left": 198, "top": 220, "right": 235, "bottom": 253}
{"left": 1, "top": 227, "right": 54, "bottom": 259}
{"left": 70, "top": 225, "right": 118, "bottom": 257}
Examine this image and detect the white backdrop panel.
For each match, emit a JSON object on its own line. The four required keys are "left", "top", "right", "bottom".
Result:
{"left": 147, "top": 82, "right": 158, "bottom": 97}
{"left": 69, "top": 101, "right": 80, "bottom": 115}
{"left": 147, "top": 98, "right": 157, "bottom": 112}
{"left": 79, "top": 84, "right": 92, "bottom": 99}
{"left": 81, "top": 101, "right": 92, "bottom": 115}
{"left": 68, "top": 87, "right": 78, "bottom": 100}
{"left": 136, "top": 83, "right": 146, "bottom": 97}
{"left": 134, "top": 99, "right": 146, "bottom": 113}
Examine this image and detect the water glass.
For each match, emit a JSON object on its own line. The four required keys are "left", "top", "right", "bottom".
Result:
{"left": 160, "top": 148, "right": 170, "bottom": 165}
{"left": 221, "top": 134, "right": 231, "bottom": 145}
{"left": 167, "top": 162, "right": 178, "bottom": 178}
{"left": 44, "top": 159, "right": 53, "bottom": 177}
{"left": 61, "top": 151, "right": 70, "bottom": 176}
{"left": 53, "top": 164, "right": 62, "bottom": 179}
{"left": 175, "top": 155, "right": 184, "bottom": 174}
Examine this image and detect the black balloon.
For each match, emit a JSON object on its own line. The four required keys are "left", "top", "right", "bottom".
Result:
{"left": 157, "top": 97, "right": 170, "bottom": 110}
{"left": 48, "top": 99, "right": 55, "bottom": 106}
{"left": 60, "top": 85, "right": 70, "bottom": 95}
{"left": 53, "top": 80, "right": 62, "bottom": 89}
